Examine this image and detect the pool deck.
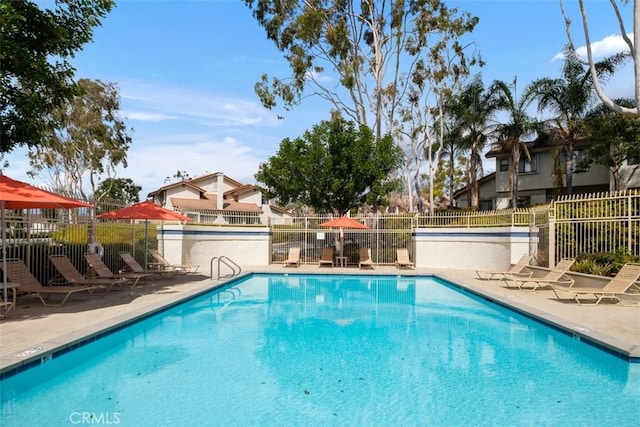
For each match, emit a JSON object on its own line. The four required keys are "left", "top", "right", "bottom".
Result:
{"left": 1, "top": 265, "right": 639, "bottom": 374}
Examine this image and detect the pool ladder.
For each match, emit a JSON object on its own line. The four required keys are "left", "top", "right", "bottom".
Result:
{"left": 210, "top": 256, "right": 241, "bottom": 280}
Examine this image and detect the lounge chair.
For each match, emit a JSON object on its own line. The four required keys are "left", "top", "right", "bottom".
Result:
{"left": 319, "top": 247, "right": 334, "bottom": 267}
{"left": 551, "top": 263, "right": 640, "bottom": 305}
{"left": 118, "top": 252, "right": 178, "bottom": 278}
{"left": 395, "top": 248, "right": 415, "bottom": 269}
{"left": 0, "top": 258, "right": 98, "bottom": 306}
{"left": 358, "top": 248, "right": 374, "bottom": 269}
{"left": 0, "top": 301, "right": 13, "bottom": 319}
{"left": 283, "top": 247, "right": 301, "bottom": 267}
{"left": 502, "top": 258, "right": 575, "bottom": 291}
{"left": 476, "top": 254, "right": 533, "bottom": 280}
{"left": 149, "top": 249, "right": 199, "bottom": 274}
{"left": 84, "top": 252, "right": 151, "bottom": 286}
{"left": 49, "top": 255, "right": 133, "bottom": 293}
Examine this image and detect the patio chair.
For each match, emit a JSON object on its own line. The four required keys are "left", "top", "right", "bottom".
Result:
{"left": 502, "top": 258, "right": 575, "bottom": 291}
{"left": 358, "top": 248, "right": 375, "bottom": 269}
{"left": 49, "top": 255, "right": 133, "bottom": 294}
{"left": 0, "top": 258, "right": 98, "bottom": 306}
{"left": 118, "top": 252, "right": 178, "bottom": 278}
{"left": 395, "top": 248, "right": 415, "bottom": 270}
{"left": 283, "top": 247, "right": 301, "bottom": 267}
{"left": 476, "top": 254, "right": 533, "bottom": 280}
{"left": 551, "top": 262, "right": 640, "bottom": 305}
{"left": 318, "top": 247, "right": 334, "bottom": 267}
{"left": 84, "top": 252, "right": 151, "bottom": 287}
{"left": 149, "top": 249, "right": 199, "bottom": 274}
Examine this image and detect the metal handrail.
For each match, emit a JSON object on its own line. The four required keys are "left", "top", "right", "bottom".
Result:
{"left": 210, "top": 256, "right": 242, "bottom": 280}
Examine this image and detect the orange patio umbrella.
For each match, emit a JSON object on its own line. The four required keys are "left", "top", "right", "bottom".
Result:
{"left": 98, "top": 201, "right": 192, "bottom": 269}
{"left": 1, "top": 173, "right": 93, "bottom": 308}
{"left": 319, "top": 216, "right": 369, "bottom": 256}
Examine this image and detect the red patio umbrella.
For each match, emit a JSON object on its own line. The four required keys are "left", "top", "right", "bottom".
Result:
{"left": 97, "top": 201, "right": 191, "bottom": 221}
{"left": 0, "top": 174, "right": 93, "bottom": 210}
{"left": 319, "top": 216, "right": 370, "bottom": 230}
{"left": 98, "top": 201, "right": 192, "bottom": 269}
{"left": 0, "top": 173, "right": 93, "bottom": 309}
{"left": 319, "top": 216, "right": 369, "bottom": 259}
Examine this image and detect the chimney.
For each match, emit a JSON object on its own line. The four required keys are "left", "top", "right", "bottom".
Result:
{"left": 217, "top": 173, "right": 224, "bottom": 210}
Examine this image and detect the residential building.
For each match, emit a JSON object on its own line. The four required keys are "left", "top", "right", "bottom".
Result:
{"left": 147, "top": 172, "right": 289, "bottom": 224}
{"left": 454, "top": 136, "right": 640, "bottom": 209}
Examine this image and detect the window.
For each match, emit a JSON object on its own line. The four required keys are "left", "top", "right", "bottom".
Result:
{"left": 628, "top": 157, "right": 640, "bottom": 166}
{"left": 518, "top": 155, "right": 537, "bottom": 173}
{"left": 516, "top": 196, "right": 531, "bottom": 208}
{"left": 560, "top": 150, "right": 586, "bottom": 172}
{"left": 479, "top": 200, "right": 493, "bottom": 211}
{"left": 499, "top": 159, "right": 508, "bottom": 172}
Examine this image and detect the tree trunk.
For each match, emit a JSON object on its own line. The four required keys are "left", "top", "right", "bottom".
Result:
{"left": 511, "top": 143, "right": 521, "bottom": 209}
{"left": 565, "top": 143, "right": 574, "bottom": 195}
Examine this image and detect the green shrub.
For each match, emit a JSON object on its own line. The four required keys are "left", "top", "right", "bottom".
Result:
{"left": 576, "top": 248, "right": 640, "bottom": 276}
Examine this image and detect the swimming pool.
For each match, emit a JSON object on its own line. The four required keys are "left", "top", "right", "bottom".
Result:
{"left": 1, "top": 274, "right": 638, "bottom": 426}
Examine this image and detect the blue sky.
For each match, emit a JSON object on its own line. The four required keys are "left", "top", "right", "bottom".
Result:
{"left": 4, "top": 0, "right": 634, "bottom": 198}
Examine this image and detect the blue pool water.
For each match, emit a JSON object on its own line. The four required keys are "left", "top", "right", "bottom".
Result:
{"left": 1, "top": 274, "right": 638, "bottom": 426}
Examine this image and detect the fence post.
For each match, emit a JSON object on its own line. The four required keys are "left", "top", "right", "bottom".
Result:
{"left": 629, "top": 193, "right": 633, "bottom": 255}
{"left": 548, "top": 204, "right": 556, "bottom": 268}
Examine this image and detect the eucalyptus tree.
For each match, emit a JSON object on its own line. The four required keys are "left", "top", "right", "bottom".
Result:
{"left": 243, "top": 0, "right": 479, "bottom": 139}
{"left": 532, "top": 50, "right": 623, "bottom": 194}
{"left": 561, "top": 0, "right": 638, "bottom": 116}
{"left": 443, "top": 75, "right": 497, "bottom": 208}
{"left": 245, "top": 1, "right": 481, "bottom": 214}
{"left": 1, "top": 0, "right": 115, "bottom": 153}
{"left": 490, "top": 78, "right": 542, "bottom": 209}
{"left": 27, "top": 79, "right": 133, "bottom": 200}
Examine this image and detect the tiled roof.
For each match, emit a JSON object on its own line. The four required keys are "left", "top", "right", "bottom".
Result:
{"left": 171, "top": 195, "right": 263, "bottom": 213}
{"left": 225, "top": 184, "right": 257, "bottom": 197}
{"left": 147, "top": 181, "right": 204, "bottom": 197}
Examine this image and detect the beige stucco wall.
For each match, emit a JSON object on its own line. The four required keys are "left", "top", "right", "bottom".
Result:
{"left": 162, "top": 187, "right": 201, "bottom": 210}
{"left": 414, "top": 227, "right": 533, "bottom": 270}
{"left": 159, "top": 225, "right": 271, "bottom": 277}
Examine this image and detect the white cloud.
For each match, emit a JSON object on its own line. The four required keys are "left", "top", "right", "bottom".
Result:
{"left": 552, "top": 32, "right": 633, "bottom": 61}
{"left": 116, "top": 134, "right": 264, "bottom": 197}
{"left": 122, "top": 111, "right": 176, "bottom": 122}
{"left": 118, "top": 79, "right": 280, "bottom": 127}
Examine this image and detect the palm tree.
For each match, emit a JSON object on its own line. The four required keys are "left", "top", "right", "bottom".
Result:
{"left": 531, "top": 51, "right": 622, "bottom": 194}
{"left": 446, "top": 75, "right": 498, "bottom": 208}
{"left": 490, "top": 77, "right": 541, "bottom": 209}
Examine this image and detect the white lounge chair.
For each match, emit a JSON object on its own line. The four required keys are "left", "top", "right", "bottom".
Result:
{"left": 395, "top": 249, "right": 415, "bottom": 269}
{"left": 503, "top": 258, "right": 575, "bottom": 291}
{"left": 149, "top": 249, "right": 199, "bottom": 274}
{"left": 552, "top": 263, "right": 640, "bottom": 305}
{"left": 476, "top": 254, "right": 533, "bottom": 280}
{"left": 358, "top": 248, "right": 374, "bottom": 269}
{"left": 283, "top": 247, "right": 301, "bottom": 267}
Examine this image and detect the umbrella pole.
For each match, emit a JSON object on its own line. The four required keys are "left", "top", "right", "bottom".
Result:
{"left": 2, "top": 201, "right": 7, "bottom": 310}
{"left": 144, "top": 220, "right": 148, "bottom": 271}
